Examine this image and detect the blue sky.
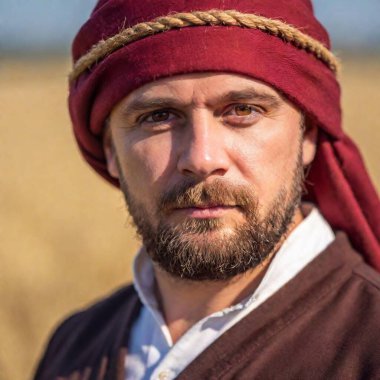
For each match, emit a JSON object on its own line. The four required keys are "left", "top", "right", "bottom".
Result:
{"left": 1, "top": 0, "right": 379, "bottom": 54}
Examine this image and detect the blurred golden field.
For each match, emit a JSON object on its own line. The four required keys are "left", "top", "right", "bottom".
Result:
{"left": 0, "top": 56, "right": 379, "bottom": 380}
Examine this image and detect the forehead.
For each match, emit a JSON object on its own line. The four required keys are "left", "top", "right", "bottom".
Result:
{"left": 119, "top": 72, "right": 286, "bottom": 106}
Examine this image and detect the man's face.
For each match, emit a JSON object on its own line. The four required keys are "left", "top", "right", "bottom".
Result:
{"left": 106, "top": 73, "right": 317, "bottom": 281}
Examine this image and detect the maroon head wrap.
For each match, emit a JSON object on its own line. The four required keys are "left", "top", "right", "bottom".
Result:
{"left": 69, "top": 0, "right": 380, "bottom": 270}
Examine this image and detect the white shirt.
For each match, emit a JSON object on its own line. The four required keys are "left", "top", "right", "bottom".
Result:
{"left": 125, "top": 207, "right": 335, "bottom": 380}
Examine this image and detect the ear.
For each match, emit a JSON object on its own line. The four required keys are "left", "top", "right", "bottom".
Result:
{"left": 302, "top": 120, "right": 318, "bottom": 166}
{"left": 103, "top": 124, "right": 120, "bottom": 179}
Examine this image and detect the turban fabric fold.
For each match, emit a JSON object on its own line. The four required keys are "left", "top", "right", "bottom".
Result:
{"left": 69, "top": 0, "right": 380, "bottom": 270}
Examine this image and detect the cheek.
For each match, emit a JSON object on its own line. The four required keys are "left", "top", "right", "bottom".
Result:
{"left": 117, "top": 133, "right": 175, "bottom": 202}
{"left": 232, "top": 121, "right": 301, "bottom": 205}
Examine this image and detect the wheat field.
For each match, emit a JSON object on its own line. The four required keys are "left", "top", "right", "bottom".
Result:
{"left": 0, "top": 56, "right": 379, "bottom": 380}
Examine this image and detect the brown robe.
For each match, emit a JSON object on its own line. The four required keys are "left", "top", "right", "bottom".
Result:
{"left": 34, "top": 233, "right": 380, "bottom": 380}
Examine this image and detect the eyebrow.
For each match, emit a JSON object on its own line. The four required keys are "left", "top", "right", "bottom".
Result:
{"left": 218, "top": 88, "right": 282, "bottom": 108}
{"left": 122, "top": 86, "right": 282, "bottom": 116}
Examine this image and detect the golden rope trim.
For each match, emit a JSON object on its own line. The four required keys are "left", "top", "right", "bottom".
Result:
{"left": 69, "top": 10, "right": 340, "bottom": 82}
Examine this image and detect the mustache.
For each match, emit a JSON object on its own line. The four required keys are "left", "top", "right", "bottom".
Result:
{"left": 158, "top": 179, "right": 258, "bottom": 213}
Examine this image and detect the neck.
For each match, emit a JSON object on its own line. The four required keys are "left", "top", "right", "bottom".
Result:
{"left": 153, "top": 207, "right": 304, "bottom": 343}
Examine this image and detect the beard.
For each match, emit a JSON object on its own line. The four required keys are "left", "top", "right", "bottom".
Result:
{"left": 118, "top": 149, "right": 304, "bottom": 282}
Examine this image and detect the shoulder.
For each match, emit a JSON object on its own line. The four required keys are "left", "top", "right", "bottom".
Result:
{"left": 49, "top": 283, "right": 139, "bottom": 343}
{"left": 34, "top": 284, "right": 141, "bottom": 379}
{"left": 332, "top": 233, "right": 380, "bottom": 305}
{"left": 321, "top": 245, "right": 380, "bottom": 376}
{"left": 345, "top": 259, "right": 380, "bottom": 320}
{"left": 352, "top": 260, "right": 380, "bottom": 292}
{"left": 317, "top": 235, "right": 380, "bottom": 364}
{"left": 326, "top": 233, "right": 380, "bottom": 313}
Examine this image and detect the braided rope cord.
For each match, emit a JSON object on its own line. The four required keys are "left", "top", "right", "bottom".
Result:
{"left": 69, "top": 10, "right": 340, "bottom": 82}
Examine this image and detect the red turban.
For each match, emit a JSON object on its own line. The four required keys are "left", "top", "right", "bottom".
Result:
{"left": 69, "top": 0, "right": 380, "bottom": 270}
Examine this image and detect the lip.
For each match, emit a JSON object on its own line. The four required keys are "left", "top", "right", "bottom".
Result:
{"left": 173, "top": 205, "right": 237, "bottom": 218}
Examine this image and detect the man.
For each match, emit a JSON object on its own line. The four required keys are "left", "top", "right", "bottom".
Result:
{"left": 35, "top": 1, "right": 380, "bottom": 379}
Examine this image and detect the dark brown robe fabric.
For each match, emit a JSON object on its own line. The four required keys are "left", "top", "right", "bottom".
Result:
{"left": 34, "top": 233, "right": 380, "bottom": 380}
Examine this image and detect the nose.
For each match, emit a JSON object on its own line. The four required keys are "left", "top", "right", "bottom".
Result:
{"left": 177, "top": 112, "right": 230, "bottom": 179}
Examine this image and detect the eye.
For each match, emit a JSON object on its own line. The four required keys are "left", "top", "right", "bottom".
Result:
{"left": 234, "top": 104, "right": 255, "bottom": 116}
{"left": 223, "top": 104, "right": 263, "bottom": 126}
{"left": 145, "top": 110, "right": 173, "bottom": 123}
{"left": 137, "top": 109, "right": 182, "bottom": 131}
